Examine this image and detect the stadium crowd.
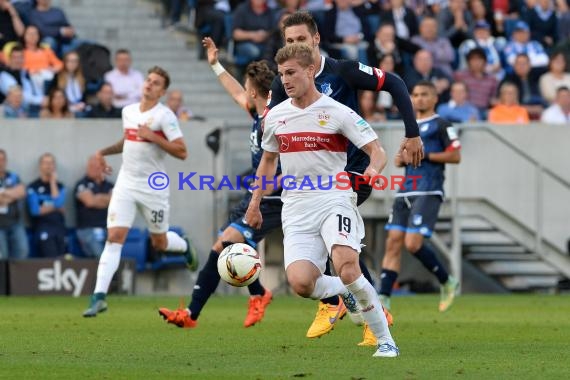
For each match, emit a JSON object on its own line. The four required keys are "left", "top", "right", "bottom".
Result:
{"left": 1, "top": 0, "right": 569, "bottom": 259}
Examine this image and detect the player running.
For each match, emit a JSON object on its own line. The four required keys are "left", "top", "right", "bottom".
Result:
{"left": 377, "top": 80, "right": 461, "bottom": 318}
{"left": 158, "top": 38, "right": 278, "bottom": 328}
{"left": 83, "top": 66, "right": 198, "bottom": 317}
{"left": 246, "top": 43, "right": 399, "bottom": 357}
{"left": 268, "top": 11, "right": 421, "bottom": 341}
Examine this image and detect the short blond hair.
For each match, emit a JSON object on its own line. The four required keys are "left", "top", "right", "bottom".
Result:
{"left": 275, "top": 43, "right": 314, "bottom": 68}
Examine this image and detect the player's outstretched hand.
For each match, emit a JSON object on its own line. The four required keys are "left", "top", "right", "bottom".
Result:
{"left": 399, "top": 136, "right": 424, "bottom": 168}
{"left": 244, "top": 206, "right": 263, "bottom": 230}
{"left": 202, "top": 37, "right": 218, "bottom": 66}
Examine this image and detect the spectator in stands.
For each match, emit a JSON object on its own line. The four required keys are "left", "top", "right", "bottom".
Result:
{"left": 454, "top": 47, "right": 498, "bottom": 117}
{"left": 540, "top": 86, "right": 570, "bottom": 123}
{"left": 74, "top": 155, "right": 113, "bottom": 258}
{"left": 28, "top": 0, "right": 81, "bottom": 57}
{"left": 526, "top": 0, "right": 559, "bottom": 50}
{"left": 196, "top": 0, "right": 231, "bottom": 55}
{"left": 503, "top": 20, "right": 549, "bottom": 70}
{"left": 86, "top": 83, "right": 121, "bottom": 119}
{"left": 379, "top": 0, "right": 419, "bottom": 40}
{"left": 166, "top": 89, "right": 193, "bottom": 121}
{"left": 367, "top": 23, "right": 419, "bottom": 75}
{"left": 411, "top": 16, "right": 455, "bottom": 77}
{"left": 27, "top": 152, "right": 67, "bottom": 258}
{"left": 436, "top": 81, "right": 481, "bottom": 123}
{"left": 436, "top": 0, "right": 473, "bottom": 48}
{"left": 457, "top": 20, "right": 504, "bottom": 80}
{"left": 22, "top": 25, "right": 63, "bottom": 93}
{"left": 262, "top": 9, "right": 292, "bottom": 72}
{"left": 0, "top": 44, "right": 44, "bottom": 117}
{"left": 556, "top": 0, "right": 570, "bottom": 41}
{"left": 539, "top": 52, "right": 570, "bottom": 104}
{"left": 468, "top": 0, "right": 495, "bottom": 32}
{"left": 488, "top": 82, "right": 530, "bottom": 124}
{"left": 404, "top": 49, "right": 451, "bottom": 104}
{"left": 40, "top": 88, "right": 73, "bottom": 118}
{"left": 1, "top": 85, "right": 27, "bottom": 118}
{"left": 50, "top": 51, "right": 86, "bottom": 116}
{"left": 0, "top": 149, "right": 29, "bottom": 259}
{"left": 104, "top": 49, "right": 144, "bottom": 109}
{"left": 360, "top": 53, "right": 401, "bottom": 122}
{"left": 321, "top": 0, "right": 372, "bottom": 63}
{"left": 501, "top": 53, "right": 545, "bottom": 119}
{"left": 0, "top": 0, "right": 25, "bottom": 53}
{"left": 232, "top": 0, "right": 275, "bottom": 66}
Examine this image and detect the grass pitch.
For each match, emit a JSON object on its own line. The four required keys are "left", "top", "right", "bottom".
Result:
{"left": 0, "top": 294, "right": 569, "bottom": 379}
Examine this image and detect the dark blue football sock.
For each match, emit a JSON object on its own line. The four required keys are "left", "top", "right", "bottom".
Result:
{"left": 247, "top": 279, "right": 265, "bottom": 296}
{"left": 188, "top": 250, "right": 221, "bottom": 320}
{"left": 359, "top": 258, "right": 375, "bottom": 287}
{"left": 379, "top": 269, "right": 398, "bottom": 297}
{"left": 412, "top": 244, "right": 449, "bottom": 284}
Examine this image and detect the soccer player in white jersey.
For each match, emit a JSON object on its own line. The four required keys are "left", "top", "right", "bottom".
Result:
{"left": 83, "top": 66, "right": 198, "bottom": 317}
{"left": 244, "top": 44, "right": 399, "bottom": 357}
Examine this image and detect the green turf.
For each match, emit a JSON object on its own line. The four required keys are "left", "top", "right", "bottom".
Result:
{"left": 0, "top": 294, "right": 569, "bottom": 379}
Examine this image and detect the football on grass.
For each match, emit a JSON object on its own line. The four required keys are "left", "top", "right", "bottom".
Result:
{"left": 217, "top": 243, "right": 262, "bottom": 287}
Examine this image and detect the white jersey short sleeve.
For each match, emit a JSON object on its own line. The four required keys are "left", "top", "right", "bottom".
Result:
{"left": 117, "top": 102, "right": 183, "bottom": 193}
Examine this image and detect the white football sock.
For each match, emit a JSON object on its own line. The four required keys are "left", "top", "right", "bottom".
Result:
{"left": 310, "top": 275, "right": 347, "bottom": 300}
{"left": 94, "top": 242, "right": 123, "bottom": 294}
{"left": 345, "top": 274, "right": 395, "bottom": 345}
{"left": 165, "top": 231, "right": 188, "bottom": 252}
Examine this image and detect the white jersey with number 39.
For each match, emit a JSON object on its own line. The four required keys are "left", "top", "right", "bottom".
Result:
{"left": 117, "top": 102, "right": 183, "bottom": 193}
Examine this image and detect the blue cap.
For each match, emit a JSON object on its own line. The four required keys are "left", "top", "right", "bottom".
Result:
{"left": 514, "top": 20, "right": 529, "bottom": 32}
{"left": 474, "top": 20, "right": 491, "bottom": 30}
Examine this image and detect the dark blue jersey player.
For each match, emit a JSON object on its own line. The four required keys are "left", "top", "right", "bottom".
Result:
{"left": 378, "top": 80, "right": 461, "bottom": 323}
{"left": 267, "top": 11, "right": 419, "bottom": 342}
{"left": 159, "top": 38, "right": 279, "bottom": 330}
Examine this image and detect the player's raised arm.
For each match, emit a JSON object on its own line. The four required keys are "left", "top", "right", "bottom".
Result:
{"left": 203, "top": 37, "right": 250, "bottom": 112}
{"left": 245, "top": 150, "right": 279, "bottom": 229}
{"left": 339, "top": 61, "right": 424, "bottom": 167}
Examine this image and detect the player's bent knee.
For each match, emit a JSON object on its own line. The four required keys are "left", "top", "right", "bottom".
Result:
{"left": 107, "top": 227, "right": 129, "bottom": 244}
{"left": 405, "top": 237, "right": 423, "bottom": 254}
{"left": 286, "top": 272, "right": 314, "bottom": 298}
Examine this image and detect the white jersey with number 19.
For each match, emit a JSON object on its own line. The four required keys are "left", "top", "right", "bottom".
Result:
{"left": 117, "top": 102, "right": 183, "bottom": 194}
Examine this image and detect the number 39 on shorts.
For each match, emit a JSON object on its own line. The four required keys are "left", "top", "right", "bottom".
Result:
{"left": 151, "top": 209, "right": 164, "bottom": 223}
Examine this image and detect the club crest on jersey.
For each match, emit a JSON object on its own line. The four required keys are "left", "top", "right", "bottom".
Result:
{"left": 420, "top": 123, "right": 429, "bottom": 133}
{"left": 320, "top": 82, "right": 333, "bottom": 96}
{"left": 318, "top": 110, "right": 330, "bottom": 126}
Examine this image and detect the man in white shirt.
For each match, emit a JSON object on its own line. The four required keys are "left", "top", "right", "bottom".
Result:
{"left": 245, "top": 43, "right": 398, "bottom": 358}
{"left": 541, "top": 86, "right": 570, "bottom": 124}
{"left": 103, "top": 49, "right": 144, "bottom": 109}
{"left": 83, "top": 66, "right": 198, "bottom": 318}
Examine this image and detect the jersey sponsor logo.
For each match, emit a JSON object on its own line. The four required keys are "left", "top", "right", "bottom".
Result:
{"left": 124, "top": 128, "right": 166, "bottom": 142}
{"left": 446, "top": 126, "right": 458, "bottom": 140}
{"left": 279, "top": 135, "right": 290, "bottom": 152}
{"left": 320, "top": 82, "right": 333, "bottom": 96}
{"left": 359, "top": 63, "right": 373, "bottom": 75}
{"left": 318, "top": 110, "right": 330, "bottom": 126}
{"left": 275, "top": 132, "right": 347, "bottom": 153}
